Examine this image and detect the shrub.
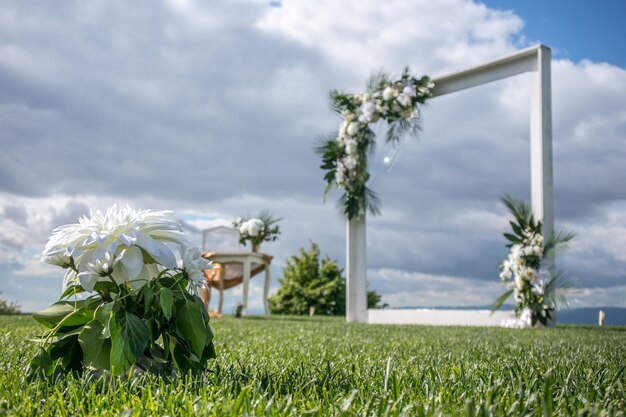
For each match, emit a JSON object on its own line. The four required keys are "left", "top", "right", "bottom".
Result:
{"left": 269, "top": 242, "right": 385, "bottom": 315}
{"left": 0, "top": 293, "right": 20, "bottom": 315}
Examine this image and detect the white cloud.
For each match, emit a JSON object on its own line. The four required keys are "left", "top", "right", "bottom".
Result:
{"left": 0, "top": 0, "right": 624, "bottom": 314}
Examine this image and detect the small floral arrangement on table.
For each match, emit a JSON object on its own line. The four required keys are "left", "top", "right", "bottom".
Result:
{"left": 30, "top": 205, "right": 215, "bottom": 378}
{"left": 493, "top": 195, "right": 575, "bottom": 328}
{"left": 232, "top": 211, "right": 281, "bottom": 252}
{"left": 317, "top": 69, "right": 434, "bottom": 220}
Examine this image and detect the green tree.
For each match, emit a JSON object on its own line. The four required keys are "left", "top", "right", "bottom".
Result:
{"left": 0, "top": 293, "right": 20, "bottom": 315}
{"left": 269, "top": 242, "right": 385, "bottom": 315}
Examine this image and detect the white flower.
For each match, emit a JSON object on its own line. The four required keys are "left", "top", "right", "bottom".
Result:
{"left": 245, "top": 218, "right": 264, "bottom": 237}
{"left": 382, "top": 86, "right": 396, "bottom": 101}
{"left": 345, "top": 139, "right": 358, "bottom": 156}
{"left": 396, "top": 93, "right": 411, "bottom": 107}
{"left": 358, "top": 101, "right": 376, "bottom": 123}
{"left": 417, "top": 86, "right": 430, "bottom": 95}
{"left": 519, "top": 308, "right": 533, "bottom": 327}
{"left": 532, "top": 245, "right": 542, "bottom": 256}
{"left": 514, "top": 274, "right": 524, "bottom": 290}
{"left": 335, "top": 162, "right": 346, "bottom": 187}
{"left": 427, "top": 81, "right": 435, "bottom": 89}
{"left": 45, "top": 251, "right": 73, "bottom": 269}
{"left": 531, "top": 280, "right": 545, "bottom": 296}
{"left": 346, "top": 122, "right": 359, "bottom": 136}
{"left": 77, "top": 251, "right": 121, "bottom": 291}
{"left": 402, "top": 85, "right": 416, "bottom": 97}
{"left": 523, "top": 268, "right": 536, "bottom": 281}
{"left": 42, "top": 204, "right": 188, "bottom": 291}
{"left": 343, "top": 156, "right": 358, "bottom": 170}
{"left": 180, "top": 247, "right": 213, "bottom": 285}
{"left": 338, "top": 121, "right": 348, "bottom": 138}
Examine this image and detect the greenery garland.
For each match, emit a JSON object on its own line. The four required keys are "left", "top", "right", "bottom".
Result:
{"left": 317, "top": 69, "right": 433, "bottom": 220}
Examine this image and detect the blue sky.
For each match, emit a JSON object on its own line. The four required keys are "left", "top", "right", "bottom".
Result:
{"left": 0, "top": 0, "right": 625, "bottom": 314}
{"left": 483, "top": 0, "right": 626, "bottom": 67}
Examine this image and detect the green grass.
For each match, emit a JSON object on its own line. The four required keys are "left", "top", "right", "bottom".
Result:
{"left": 0, "top": 315, "right": 624, "bottom": 416}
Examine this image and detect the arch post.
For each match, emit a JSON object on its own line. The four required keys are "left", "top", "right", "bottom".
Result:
{"left": 346, "top": 215, "right": 368, "bottom": 323}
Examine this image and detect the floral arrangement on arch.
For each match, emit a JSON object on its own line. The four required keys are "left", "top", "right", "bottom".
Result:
{"left": 233, "top": 211, "right": 282, "bottom": 252}
{"left": 493, "top": 195, "right": 575, "bottom": 328}
{"left": 30, "top": 205, "right": 215, "bottom": 378}
{"left": 317, "top": 69, "right": 434, "bottom": 220}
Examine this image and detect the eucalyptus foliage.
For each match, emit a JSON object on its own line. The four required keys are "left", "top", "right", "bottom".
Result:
{"left": 317, "top": 69, "right": 433, "bottom": 220}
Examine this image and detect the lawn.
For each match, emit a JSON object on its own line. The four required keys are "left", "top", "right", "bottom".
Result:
{"left": 0, "top": 315, "right": 624, "bottom": 416}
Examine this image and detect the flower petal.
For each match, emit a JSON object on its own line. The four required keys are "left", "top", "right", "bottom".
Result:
{"left": 120, "top": 245, "right": 144, "bottom": 280}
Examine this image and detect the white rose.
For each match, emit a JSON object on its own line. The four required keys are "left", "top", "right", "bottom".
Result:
{"left": 402, "top": 85, "right": 416, "bottom": 97}
{"left": 358, "top": 101, "right": 376, "bottom": 123}
{"left": 343, "top": 156, "right": 358, "bottom": 170}
{"left": 246, "top": 218, "right": 264, "bottom": 237}
{"left": 345, "top": 139, "right": 358, "bottom": 155}
{"left": 346, "top": 122, "right": 359, "bottom": 136}
{"left": 396, "top": 93, "right": 411, "bottom": 107}
{"left": 382, "top": 86, "right": 396, "bottom": 101}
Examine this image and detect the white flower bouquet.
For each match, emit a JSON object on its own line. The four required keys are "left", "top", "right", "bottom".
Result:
{"left": 29, "top": 205, "right": 215, "bottom": 378}
{"left": 317, "top": 69, "right": 433, "bottom": 219}
{"left": 232, "top": 211, "right": 281, "bottom": 252}
{"left": 493, "top": 195, "right": 574, "bottom": 328}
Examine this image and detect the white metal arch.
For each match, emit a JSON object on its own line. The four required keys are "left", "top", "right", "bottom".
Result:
{"left": 346, "top": 45, "right": 554, "bottom": 324}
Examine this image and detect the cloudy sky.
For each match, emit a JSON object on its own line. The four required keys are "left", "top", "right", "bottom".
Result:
{"left": 1, "top": 0, "right": 625, "bottom": 313}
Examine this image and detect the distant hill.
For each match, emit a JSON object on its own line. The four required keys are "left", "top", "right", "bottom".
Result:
{"left": 396, "top": 306, "right": 626, "bottom": 326}
{"left": 556, "top": 307, "right": 626, "bottom": 326}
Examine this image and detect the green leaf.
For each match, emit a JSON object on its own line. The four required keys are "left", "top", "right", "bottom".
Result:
{"left": 78, "top": 320, "right": 111, "bottom": 370}
{"left": 95, "top": 302, "right": 114, "bottom": 326}
{"left": 60, "top": 284, "right": 85, "bottom": 299}
{"left": 61, "top": 337, "right": 83, "bottom": 374}
{"left": 143, "top": 286, "right": 155, "bottom": 315}
{"left": 175, "top": 298, "right": 209, "bottom": 358}
{"left": 159, "top": 287, "right": 174, "bottom": 320}
{"left": 109, "top": 310, "right": 149, "bottom": 375}
{"left": 33, "top": 302, "right": 90, "bottom": 329}
{"left": 170, "top": 338, "right": 192, "bottom": 373}
{"left": 492, "top": 289, "right": 514, "bottom": 313}
{"left": 93, "top": 281, "right": 119, "bottom": 295}
{"left": 503, "top": 233, "right": 521, "bottom": 244}
{"left": 27, "top": 348, "right": 53, "bottom": 379}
